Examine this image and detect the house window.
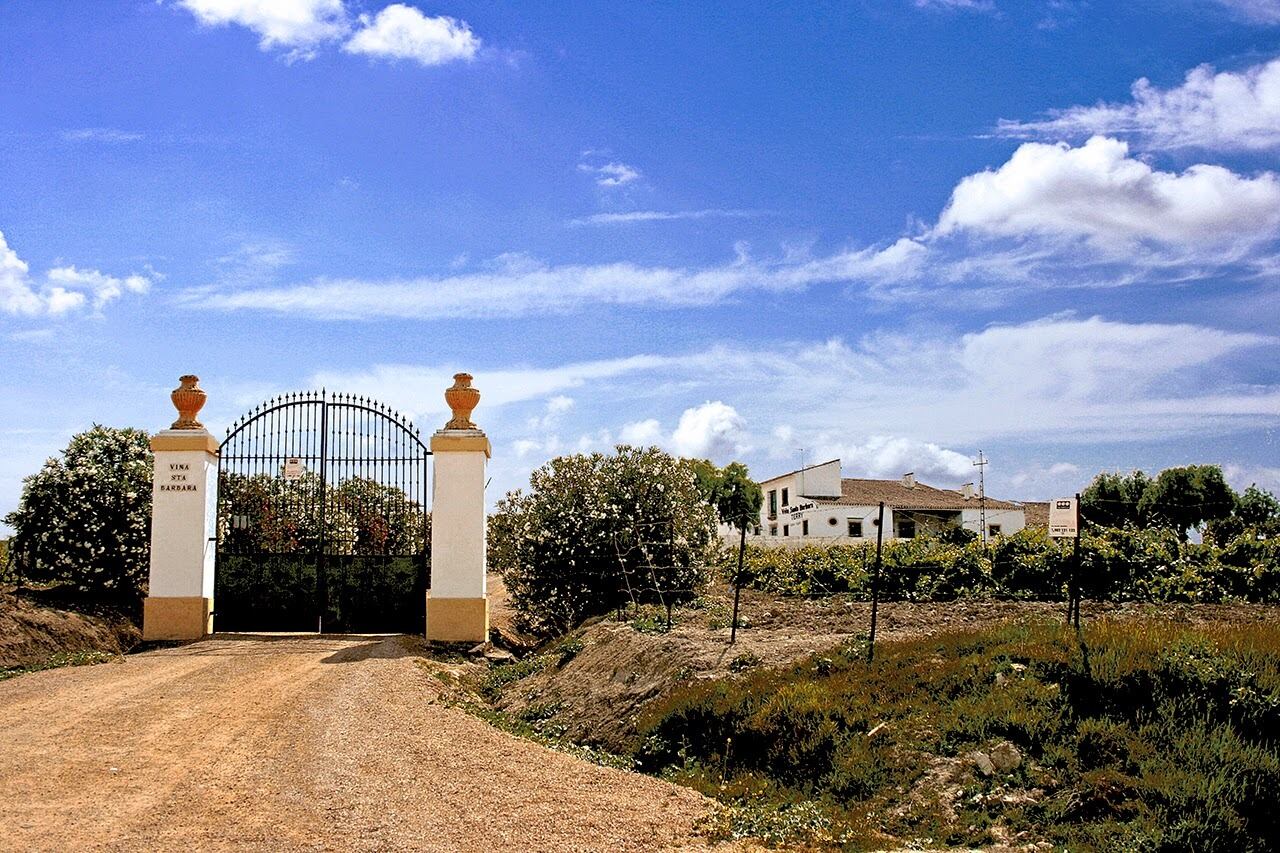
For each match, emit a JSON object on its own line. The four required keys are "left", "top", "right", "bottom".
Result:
{"left": 988, "top": 524, "right": 1002, "bottom": 537}
{"left": 848, "top": 520, "right": 863, "bottom": 537}
{"left": 768, "top": 489, "right": 777, "bottom": 519}
{"left": 828, "top": 517, "right": 839, "bottom": 526}
{"left": 783, "top": 524, "right": 790, "bottom": 536}
{"left": 753, "top": 525, "right": 762, "bottom": 536}
{"left": 898, "top": 519, "right": 916, "bottom": 539}
{"left": 769, "top": 524, "right": 777, "bottom": 536}
{"left": 781, "top": 487, "right": 790, "bottom": 507}
{"left": 802, "top": 520, "right": 809, "bottom": 536}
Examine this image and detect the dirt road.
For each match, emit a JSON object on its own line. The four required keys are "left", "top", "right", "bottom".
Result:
{"left": 0, "top": 635, "right": 720, "bottom": 852}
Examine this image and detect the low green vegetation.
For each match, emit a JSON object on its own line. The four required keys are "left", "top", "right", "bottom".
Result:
{"left": 635, "top": 618, "right": 1280, "bottom": 850}
{"left": 0, "top": 649, "right": 118, "bottom": 681}
{"left": 730, "top": 525, "right": 1280, "bottom": 603}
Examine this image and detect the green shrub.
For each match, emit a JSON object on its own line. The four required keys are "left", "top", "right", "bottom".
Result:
{"left": 636, "top": 618, "right": 1280, "bottom": 850}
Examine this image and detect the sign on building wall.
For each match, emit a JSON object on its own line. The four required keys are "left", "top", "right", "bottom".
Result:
{"left": 1048, "top": 497, "right": 1079, "bottom": 538}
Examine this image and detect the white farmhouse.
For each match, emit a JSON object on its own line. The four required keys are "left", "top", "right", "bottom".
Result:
{"left": 740, "top": 459, "right": 1026, "bottom": 544}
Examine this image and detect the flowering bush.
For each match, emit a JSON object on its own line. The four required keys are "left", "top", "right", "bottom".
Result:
{"left": 488, "top": 446, "right": 719, "bottom": 635}
{"left": 4, "top": 425, "right": 153, "bottom": 597}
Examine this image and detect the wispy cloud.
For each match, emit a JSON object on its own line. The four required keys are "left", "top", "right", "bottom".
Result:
{"left": 1210, "top": 0, "right": 1280, "bottom": 24}
{"left": 178, "top": 240, "right": 923, "bottom": 320}
{"left": 61, "top": 128, "right": 143, "bottom": 143}
{"left": 313, "top": 315, "right": 1279, "bottom": 450}
{"left": 995, "top": 56, "right": 1280, "bottom": 152}
{"left": 577, "top": 159, "right": 641, "bottom": 188}
{"left": 568, "top": 209, "right": 770, "bottom": 226}
{"left": 912, "top": 0, "right": 997, "bottom": 13}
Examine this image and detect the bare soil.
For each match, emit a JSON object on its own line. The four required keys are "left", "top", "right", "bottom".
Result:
{"left": 0, "top": 634, "right": 741, "bottom": 852}
{"left": 0, "top": 587, "right": 140, "bottom": 669}
{"left": 493, "top": 581, "right": 1280, "bottom": 752}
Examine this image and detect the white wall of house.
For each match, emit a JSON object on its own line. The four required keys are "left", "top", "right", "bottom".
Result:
{"left": 735, "top": 457, "right": 1027, "bottom": 546}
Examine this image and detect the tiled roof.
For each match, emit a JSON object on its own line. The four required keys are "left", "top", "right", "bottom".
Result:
{"left": 829, "top": 478, "right": 1021, "bottom": 511}
{"left": 1019, "top": 501, "right": 1050, "bottom": 528}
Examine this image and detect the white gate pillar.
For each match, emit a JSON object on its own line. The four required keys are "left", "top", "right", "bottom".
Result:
{"left": 142, "top": 375, "right": 219, "bottom": 641}
{"left": 426, "top": 373, "right": 490, "bottom": 643}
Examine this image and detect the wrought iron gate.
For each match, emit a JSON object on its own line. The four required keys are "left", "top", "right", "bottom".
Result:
{"left": 214, "top": 391, "right": 431, "bottom": 633}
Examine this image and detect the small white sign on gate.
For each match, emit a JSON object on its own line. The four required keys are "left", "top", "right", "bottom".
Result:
{"left": 1048, "top": 497, "right": 1079, "bottom": 538}
{"left": 283, "top": 457, "right": 304, "bottom": 480}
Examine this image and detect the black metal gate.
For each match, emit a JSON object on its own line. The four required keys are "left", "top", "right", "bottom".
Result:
{"left": 214, "top": 391, "right": 431, "bottom": 633}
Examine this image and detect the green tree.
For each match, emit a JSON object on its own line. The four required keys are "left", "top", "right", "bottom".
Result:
{"left": 1080, "top": 470, "right": 1151, "bottom": 528}
{"left": 488, "top": 446, "right": 719, "bottom": 635}
{"left": 1139, "top": 465, "right": 1236, "bottom": 541}
{"left": 706, "top": 462, "right": 763, "bottom": 643}
{"left": 1237, "top": 485, "right": 1280, "bottom": 531}
{"left": 3, "top": 425, "right": 153, "bottom": 597}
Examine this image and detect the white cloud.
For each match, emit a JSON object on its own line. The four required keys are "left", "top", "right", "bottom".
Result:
{"left": 578, "top": 159, "right": 641, "bottom": 188}
{"left": 826, "top": 436, "right": 976, "bottom": 483}
{"left": 181, "top": 240, "right": 922, "bottom": 320}
{"left": 525, "top": 394, "right": 575, "bottom": 431}
{"left": 934, "top": 136, "right": 1280, "bottom": 251}
{"left": 618, "top": 419, "right": 663, "bottom": 446}
{"left": 671, "top": 401, "right": 748, "bottom": 460}
{"left": 997, "top": 57, "right": 1280, "bottom": 151}
{"left": 46, "top": 266, "right": 151, "bottom": 311}
{"left": 0, "top": 231, "right": 152, "bottom": 317}
{"left": 569, "top": 209, "right": 768, "bottom": 226}
{"left": 1009, "top": 461, "right": 1084, "bottom": 496}
{"left": 343, "top": 3, "right": 479, "bottom": 66}
{"left": 175, "top": 0, "right": 480, "bottom": 65}
{"left": 1224, "top": 463, "right": 1280, "bottom": 493}
{"left": 176, "top": 0, "right": 349, "bottom": 55}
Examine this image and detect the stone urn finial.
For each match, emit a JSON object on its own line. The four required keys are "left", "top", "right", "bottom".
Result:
{"left": 170, "top": 375, "right": 207, "bottom": 430}
{"left": 444, "top": 372, "right": 480, "bottom": 430}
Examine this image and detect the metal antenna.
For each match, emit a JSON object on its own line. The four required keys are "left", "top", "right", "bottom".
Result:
{"left": 974, "top": 450, "right": 988, "bottom": 546}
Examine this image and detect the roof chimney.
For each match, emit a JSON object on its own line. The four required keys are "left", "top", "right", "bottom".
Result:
{"left": 961, "top": 482, "right": 975, "bottom": 499}
{"left": 901, "top": 472, "right": 916, "bottom": 489}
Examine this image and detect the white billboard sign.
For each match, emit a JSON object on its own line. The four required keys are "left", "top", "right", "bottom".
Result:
{"left": 1048, "top": 497, "right": 1079, "bottom": 538}
{"left": 283, "top": 457, "right": 304, "bottom": 481}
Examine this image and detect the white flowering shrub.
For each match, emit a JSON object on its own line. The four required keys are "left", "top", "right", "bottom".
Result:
{"left": 4, "top": 425, "right": 153, "bottom": 597}
{"left": 488, "top": 446, "right": 719, "bottom": 635}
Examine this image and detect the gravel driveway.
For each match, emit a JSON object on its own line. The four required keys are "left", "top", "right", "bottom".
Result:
{"left": 0, "top": 635, "right": 722, "bottom": 852}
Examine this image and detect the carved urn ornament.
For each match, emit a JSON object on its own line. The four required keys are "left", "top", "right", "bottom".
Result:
{"left": 170, "top": 375, "right": 207, "bottom": 430}
{"left": 444, "top": 372, "right": 481, "bottom": 430}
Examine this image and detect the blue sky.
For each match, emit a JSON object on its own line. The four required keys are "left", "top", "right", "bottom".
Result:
{"left": 2, "top": 0, "right": 1279, "bottom": 529}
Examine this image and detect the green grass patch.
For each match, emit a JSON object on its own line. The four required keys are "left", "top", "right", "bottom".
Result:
{"left": 635, "top": 618, "right": 1280, "bottom": 850}
{"left": 0, "top": 649, "right": 118, "bottom": 681}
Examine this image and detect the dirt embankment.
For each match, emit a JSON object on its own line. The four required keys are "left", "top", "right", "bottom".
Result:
{"left": 490, "top": 582, "right": 1280, "bottom": 753}
{"left": 0, "top": 588, "right": 140, "bottom": 669}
